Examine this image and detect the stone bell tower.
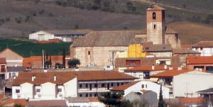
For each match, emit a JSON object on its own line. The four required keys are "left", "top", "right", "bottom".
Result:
{"left": 146, "top": 5, "right": 166, "bottom": 44}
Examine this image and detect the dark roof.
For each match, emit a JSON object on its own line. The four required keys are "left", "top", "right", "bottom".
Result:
{"left": 46, "top": 29, "right": 91, "bottom": 36}
{"left": 144, "top": 44, "right": 172, "bottom": 52}
{"left": 197, "top": 88, "right": 213, "bottom": 94}
{"left": 173, "top": 49, "right": 200, "bottom": 54}
{"left": 7, "top": 66, "right": 25, "bottom": 72}
{"left": 72, "top": 30, "right": 145, "bottom": 47}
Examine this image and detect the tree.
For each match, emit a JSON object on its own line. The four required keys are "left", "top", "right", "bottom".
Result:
{"left": 68, "top": 58, "right": 80, "bottom": 68}
{"left": 158, "top": 85, "right": 166, "bottom": 107}
{"left": 98, "top": 92, "right": 122, "bottom": 107}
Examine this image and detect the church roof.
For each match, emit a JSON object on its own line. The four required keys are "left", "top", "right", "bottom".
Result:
{"left": 72, "top": 30, "right": 145, "bottom": 47}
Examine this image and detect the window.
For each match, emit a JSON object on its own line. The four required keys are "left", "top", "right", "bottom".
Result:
{"left": 79, "top": 84, "right": 82, "bottom": 88}
{"left": 89, "top": 84, "right": 92, "bottom": 90}
{"left": 85, "top": 84, "right": 88, "bottom": 88}
{"left": 85, "top": 93, "right": 88, "bottom": 97}
{"left": 88, "top": 51, "right": 91, "bottom": 55}
{"left": 79, "top": 94, "right": 82, "bottom": 97}
{"left": 121, "top": 83, "right": 124, "bottom": 85}
{"left": 117, "top": 83, "right": 120, "bottom": 86}
{"left": 16, "top": 89, "right": 20, "bottom": 93}
{"left": 94, "top": 83, "right": 98, "bottom": 88}
{"left": 142, "top": 84, "right": 144, "bottom": 88}
{"left": 152, "top": 12, "right": 156, "bottom": 20}
{"left": 153, "top": 24, "right": 156, "bottom": 29}
{"left": 89, "top": 93, "right": 92, "bottom": 97}
{"left": 101, "top": 83, "right": 105, "bottom": 87}
{"left": 111, "top": 83, "right": 114, "bottom": 87}
{"left": 58, "top": 88, "right": 62, "bottom": 92}
{"left": 36, "top": 89, "right": 40, "bottom": 92}
{"left": 1, "top": 65, "right": 5, "bottom": 72}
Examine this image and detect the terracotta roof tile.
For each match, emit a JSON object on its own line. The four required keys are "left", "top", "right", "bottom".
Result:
{"left": 187, "top": 56, "right": 213, "bottom": 65}
{"left": 111, "top": 81, "right": 138, "bottom": 91}
{"left": 125, "top": 65, "right": 167, "bottom": 72}
{"left": 178, "top": 97, "right": 205, "bottom": 104}
{"left": 12, "top": 71, "right": 137, "bottom": 85}
{"left": 151, "top": 69, "right": 191, "bottom": 78}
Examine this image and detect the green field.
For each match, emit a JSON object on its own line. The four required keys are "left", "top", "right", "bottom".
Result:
{"left": 0, "top": 39, "right": 71, "bottom": 57}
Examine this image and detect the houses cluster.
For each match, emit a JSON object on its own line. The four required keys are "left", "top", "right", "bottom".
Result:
{"left": 0, "top": 5, "right": 212, "bottom": 107}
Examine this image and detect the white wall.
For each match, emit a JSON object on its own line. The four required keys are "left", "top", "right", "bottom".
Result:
{"left": 64, "top": 77, "right": 78, "bottom": 98}
{"left": 40, "top": 82, "right": 56, "bottom": 99}
{"left": 20, "top": 83, "right": 33, "bottom": 99}
{"left": 123, "top": 80, "right": 170, "bottom": 99}
{"left": 12, "top": 86, "right": 21, "bottom": 99}
{"left": 173, "top": 71, "right": 213, "bottom": 97}
{"left": 192, "top": 47, "right": 213, "bottom": 56}
{"left": 29, "top": 31, "right": 55, "bottom": 41}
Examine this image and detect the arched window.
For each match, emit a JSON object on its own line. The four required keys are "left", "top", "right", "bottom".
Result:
{"left": 152, "top": 12, "right": 156, "bottom": 20}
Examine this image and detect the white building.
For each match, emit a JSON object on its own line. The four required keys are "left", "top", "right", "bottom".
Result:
{"left": 12, "top": 72, "right": 78, "bottom": 100}
{"left": 192, "top": 41, "right": 213, "bottom": 56}
{"left": 12, "top": 71, "right": 137, "bottom": 100}
{"left": 29, "top": 30, "right": 91, "bottom": 42}
{"left": 173, "top": 71, "right": 213, "bottom": 98}
{"left": 111, "top": 80, "right": 170, "bottom": 99}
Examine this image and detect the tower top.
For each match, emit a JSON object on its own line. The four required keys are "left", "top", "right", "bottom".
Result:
{"left": 147, "top": 5, "right": 165, "bottom": 11}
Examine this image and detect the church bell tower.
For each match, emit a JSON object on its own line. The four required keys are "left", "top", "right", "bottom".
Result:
{"left": 146, "top": 5, "right": 165, "bottom": 44}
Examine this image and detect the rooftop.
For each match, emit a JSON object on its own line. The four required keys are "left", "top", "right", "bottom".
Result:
{"left": 151, "top": 69, "right": 190, "bottom": 78}
{"left": 125, "top": 65, "right": 167, "bottom": 72}
{"left": 192, "top": 41, "right": 213, "bottom": 48}
{"left": 111, "top": 81, "right": 138, "bottom": 91}
{"left": 187, "top": 56, "right": 213, "bottom": 65}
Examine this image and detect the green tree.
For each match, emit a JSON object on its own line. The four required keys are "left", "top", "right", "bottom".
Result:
{"left": 68, "top": 58, "right": 80, "bottom": 68}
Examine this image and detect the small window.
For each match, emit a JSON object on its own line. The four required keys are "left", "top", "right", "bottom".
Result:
{"left": 111, "top": 83, "right": 114, "bottom": 87}
{"left": 79, "top": 94, "right": 82, "bottom": 97}
{"left": 79, "top": 84, "right": 82, "bottom": 88}
{"left": 85, "top": 93, "right": 88, "bottom": 97}
{"left": 101, "top": 83, "right": 105, "bottom": 87}
{"left": 142, "top": 84, "right": 144, "bottom": 88}
{"left": 16, "top": 89, "right": 20, "bottom": 93}
{"left": 117, "top": 83, "right": 120, "bottom": 86}
{"left": 58, "top": 88, "right": 62, "bottom": 92}
{"left": 36, "top": 89, "right": 40, "bottom": 92}
{"left": 94, "top": 93, "right": 97, "bottom": 97}
{"left": 153, "top": 24, "right": 156, "bottom": 29}
{"left": 152, "top": 12, "right": 156, "bottom": 20}
{"left": 89, "top": 93, "right": 92, "bottom": 97}
{"left": 88, "top": 51, "right": 91, "bottom": 55}
{"left": 85, "top": 84, "right": 88, "bottom": 88}
{"left": 94, "top": 84, "right": 98, "bottom": 88}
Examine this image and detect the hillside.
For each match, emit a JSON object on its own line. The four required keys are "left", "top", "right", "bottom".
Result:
{"left": 0, "top": 0, "right": 212, "bottom": 45}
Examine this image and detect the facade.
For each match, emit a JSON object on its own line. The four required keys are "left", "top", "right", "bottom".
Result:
{"left": 192, "top": 41, "right": 213, "bottom": 56}
{"left": 29, "top": 30, "right": 91, "bottom": 42}
{"left": 12, "top": 71, "right": 136, "bottom": 99}
{"left": 5, "top": 66, "right": 24, "bottom": 80}
{"left": 173, "top": 71, "right": 213, "bottom": 98}
{"left": 112, "top": 80, "right": 170, "bottom": 99}
{"left": 0, "top": 48, "right": 24, "bottom": 67}
{"left": 12, "top": 72, "right": 78, "bottom": 100}
{"left": 147, "top": 5, "right": 165, "bottom": 45}
{"left": 186, "top": 56, "right": 213, "bottom": 73}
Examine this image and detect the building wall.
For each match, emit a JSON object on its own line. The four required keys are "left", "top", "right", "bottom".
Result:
{"left": 124, "top": 81, "right": 170, "bottom": 99}
{"left": 165, "top": 33, "right": 181, "bottom": 49}
{"left": 173, "top": 71, "right": 213, "bottom": 97}
{"left": 40, "top": 82, "right": 56, "bottom": 99}
{"left": 0, "top": 49, "right": 23, "bottom": 67}
{"left": 148, "top": 52, "right": 172, "bottom": 57}
{"left": 147, "top": 9, "right": 165, "bottom": 44}
{"left": 72, "top": 47, "right": 128, "bottom": 67}
{"left": 29, "top": 31, "right": 55, "bottom": 41}
{"left": 64, "top": 77, "right": 78, "bottom": 97}
{"left": 192, "top": 48, "right": 213, "bottom": 56}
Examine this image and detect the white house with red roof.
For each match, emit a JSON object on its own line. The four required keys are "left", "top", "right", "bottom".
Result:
{"left": 12, "top": 71, "right": 137, "bottom": 100}
{"left": 192, "top": 41, "right": 213, "bottom": 56}
{"left": 111, "top": 80, "right": 170, "bottom": 99}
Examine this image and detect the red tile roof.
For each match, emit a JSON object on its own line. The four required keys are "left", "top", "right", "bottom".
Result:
{"left": 111, "top": 81, "right": 138, "bottom": 91}
{"left": 74, "top": 71, "right": 137, "bottom": 81}
{"left": 12, "top": 71, "right": 77, "bottom": 86}
{"left": 125, "top": 65, "right": 167, "bottom": 72}
{"left": 13, "top": 71, "right": 137, "bottom": 85}
{"left": 0, "top": 98, "right": 27, "bottom": 107}
{"left": 179, "top": 97, "right": 205, "bottom": 104}
{"left": 151, "top": 69, "right": 191, "bottom": 78}
{"left": 187, "top": 56, "right": 213, "bottom": 65}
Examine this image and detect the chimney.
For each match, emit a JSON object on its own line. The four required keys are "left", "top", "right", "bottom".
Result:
{"left": 54, "top": 76, "right": 57, "bottom": 81}
{"left": 152, "top": 65, "right": 155, "bottom": 70}
{"left": 32, "top": 75, "right": 36, "bottom": 81}
{"left": 164, "top": 65, "right": 167, "bottom": 69}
